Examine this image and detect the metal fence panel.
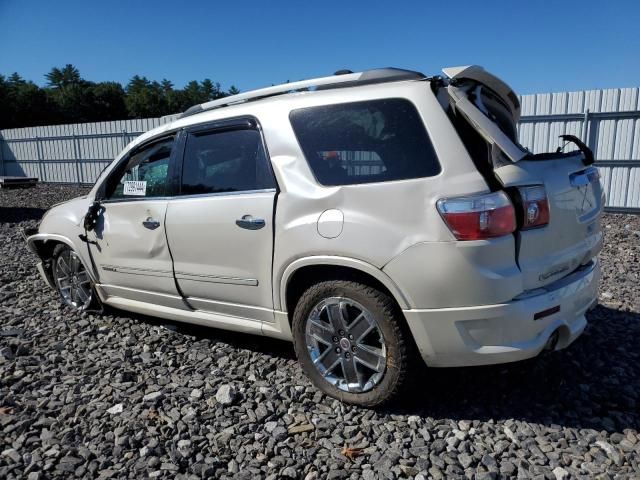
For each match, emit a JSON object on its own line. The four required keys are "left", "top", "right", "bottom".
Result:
{"left": 0, "top": 114, "right": 178, "bottom": 184}
{"left": 518, "top": 87, "right": 639, "bottom": 213}
{"left": 0, "top": 89, "right": 638, "bottom": 212}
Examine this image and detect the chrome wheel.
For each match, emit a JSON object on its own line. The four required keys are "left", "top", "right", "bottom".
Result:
{"left": 54, "top": 249, "right": 92, "bottom": 310}
{"left": 305, "top": 296, "right": 386, "bottom": 393}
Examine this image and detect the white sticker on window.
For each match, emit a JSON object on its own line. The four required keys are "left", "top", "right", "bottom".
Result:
{"left": 123, "top": 181, "right": 147, "bottom": 196}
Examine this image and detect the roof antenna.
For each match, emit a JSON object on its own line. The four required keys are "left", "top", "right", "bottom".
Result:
{"left": 334, "top": 69, "right": 353, "bottom": 75}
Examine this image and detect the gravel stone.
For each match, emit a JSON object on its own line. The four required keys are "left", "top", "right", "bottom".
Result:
{"left": 552, "top": 466, "right": 569, "bottom": 480}
{"left": 142, "top": 391, "right": 163, "bottom": 402}
{"left": 215, "top": 384, "right": 237, "bottom": 405}
{"left": 2, "top": 448, "right": 21, "bottom": 463}
{"left": 177, "top": 440, "right": 192, "bottom": 458}
{"left": 0, "top": 184, "right": 639, "bottom": 479}
{"left": 106, "top": 403, "right": 123, "bottom": 414}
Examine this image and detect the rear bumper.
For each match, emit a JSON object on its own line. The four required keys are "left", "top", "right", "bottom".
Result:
{"left": 404, "top": 259, "right": 599, "bottom": 367}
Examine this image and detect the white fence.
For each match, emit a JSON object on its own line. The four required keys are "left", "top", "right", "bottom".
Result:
{"left": 0, "top": 116, "right": 177, "bottom": 184}
{"left": 1, "top": 87, "right": 639, "bottom": 212}
{"left": 518, "top": 88, "right": 640, "bottom": 213}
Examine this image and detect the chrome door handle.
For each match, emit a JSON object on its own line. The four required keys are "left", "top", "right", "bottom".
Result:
{"left": 142, "top": 217, "right": 161, "bottom": 230}
{"left": 235, "top": 215, "right": 265, "bottom": 230}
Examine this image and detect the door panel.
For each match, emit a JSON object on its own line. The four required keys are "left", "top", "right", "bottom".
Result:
{"left": 165, "top": 192, "right": 276, "bottom": 319}
{"left": 89, "top": 200, "right": 179, "bottom": 298}
{"left": 165, "top": 121, "right": 277, "bottom": 323}
{"left": 88, "top": 134, "right": 181, "bottom": 303}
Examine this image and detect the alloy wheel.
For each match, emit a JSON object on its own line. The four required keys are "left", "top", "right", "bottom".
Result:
{"left": 54, "top": 249, "right": 92, "bottom": 310}
{"left": 305, "top": 296, "right": 387, "bottom": 393}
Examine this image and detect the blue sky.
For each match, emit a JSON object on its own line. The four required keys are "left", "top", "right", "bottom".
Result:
{"left": 0, "top": 0, "right": 638, "bottom": 95}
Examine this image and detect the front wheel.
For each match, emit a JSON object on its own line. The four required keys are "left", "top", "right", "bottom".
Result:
{"left": 52, "top": 244, "right": 96, "bottom": 311}
{"left": 292, "top": 280, "right": 413, "bottom": 407}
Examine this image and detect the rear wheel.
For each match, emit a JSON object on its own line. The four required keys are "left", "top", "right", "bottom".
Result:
{"left": 52, "top": 244, "right": 95, "bottom": 311}
{"left": 292, "top": 280, "right": 412, "bottom": 407}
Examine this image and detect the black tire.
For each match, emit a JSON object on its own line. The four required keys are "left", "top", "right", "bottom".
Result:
{"left": 51, "top": 244, "right": 99, "bottom": 311}
{"left": 292, "top": 280, "right": 413, "bottom": 407}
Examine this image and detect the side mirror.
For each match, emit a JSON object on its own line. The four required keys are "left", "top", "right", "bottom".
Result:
{"left": 83, "top": 201, "right": 104, "bottom": 232}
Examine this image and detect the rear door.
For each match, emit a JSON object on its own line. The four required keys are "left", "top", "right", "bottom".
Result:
{"left": 445, "top": 66, "right": 605, "bottom": 290}
{"left": 164, "top": 118, "right": 277, "bottom": 323}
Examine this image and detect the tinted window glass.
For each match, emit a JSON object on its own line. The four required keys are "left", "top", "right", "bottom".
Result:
{"left": 290, "top": 99, "right": 440, "bottom": 186}
{"left": 181, "top": 129, "right": 275, "bottom": 195}
{"left": 106, "top": 138, "right": 173, "bottom": 200}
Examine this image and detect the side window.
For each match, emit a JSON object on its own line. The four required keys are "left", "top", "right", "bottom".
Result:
{"left": 105, "top": 138, "right": 174, "bottom": 200}
{"left": 289, "top": 98, "right": 441, "bottom": 186}
{"left": 180, "top": 128, "right": 275, "bottom": 195}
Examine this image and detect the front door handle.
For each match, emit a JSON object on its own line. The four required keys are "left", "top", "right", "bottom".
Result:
{"left": 235, "top": 215, "right": 265, "bottom": 230}
{"left": 142, "top": 217, "right": 161, "bottom": 230}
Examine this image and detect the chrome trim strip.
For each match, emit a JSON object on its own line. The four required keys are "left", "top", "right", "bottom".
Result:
{"left": 99, "top": 189, "right": 276, "bottom": 204}
{"left": 170, "top": 189, "right": 276, "bottom": 201}
{"left": 175, "top": 271, "right": 258, "bottom": 286}
{"left": 100, "top": 197, "right": 174, "bottom": 204}
{"left": 187, "top": 296, "right": 273, "bottom": 323}
{"left": 100, "top": 264, "right": 174, "bottom": 277}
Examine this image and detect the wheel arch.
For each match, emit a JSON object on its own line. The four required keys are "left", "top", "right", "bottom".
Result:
{"left": 278, "top": 256, "right": 411, "bottom": 318}
{"left": 27, "top": 233, "right": 99, "bottom": 286}
{"left": 27, "top": 233, "right": 76, "bottom": 259}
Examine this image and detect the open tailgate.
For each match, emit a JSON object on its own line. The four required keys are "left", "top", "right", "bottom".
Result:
{"left": 444, "top": 66, "right": 605, "bottom": 291}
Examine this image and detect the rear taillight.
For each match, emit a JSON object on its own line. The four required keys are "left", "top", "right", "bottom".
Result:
{"left": 518, "top": 185, "right": 549, "bottom": 229}
{"left": 436, "top": 191, "right": 516, "bottom": 240}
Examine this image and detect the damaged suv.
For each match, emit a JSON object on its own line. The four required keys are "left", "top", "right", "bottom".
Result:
{"left": 25, "top": 66, "right": 604, "bottom": 406}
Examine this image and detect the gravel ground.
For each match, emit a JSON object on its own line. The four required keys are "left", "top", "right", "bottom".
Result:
{"left": 1, "top": 184, "right": 639, "bottom": 479}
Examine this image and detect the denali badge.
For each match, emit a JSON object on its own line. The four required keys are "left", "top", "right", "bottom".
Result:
{"left": 539, "top": 264, "right": 570, "bottom": 281}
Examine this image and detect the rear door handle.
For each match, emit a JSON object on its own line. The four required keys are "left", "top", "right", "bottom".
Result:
{"left": 142, "top": 217, "right": 161, "bottom": 230}
{"left": 235, "top": 215, "right": 265, "bottom": 230}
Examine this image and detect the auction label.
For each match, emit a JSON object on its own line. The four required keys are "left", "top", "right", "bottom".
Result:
{"left": 123, "top": 181, "right": 147, "bottom": 196}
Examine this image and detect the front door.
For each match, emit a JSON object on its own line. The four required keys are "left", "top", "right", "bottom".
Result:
{"left": 165, "top": 120, "right": 277, "bottom": 322}
{"left": 89, "top": 135, "right": 182, "bottom": 306}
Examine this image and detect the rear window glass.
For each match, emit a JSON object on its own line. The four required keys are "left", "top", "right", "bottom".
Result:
{"left": 289, "top": 98, "right": 440, "bottom": 186}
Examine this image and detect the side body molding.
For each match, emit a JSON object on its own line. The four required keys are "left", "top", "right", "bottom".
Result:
{"left": 277, "top": 256, "right": 410, "bottom": 312}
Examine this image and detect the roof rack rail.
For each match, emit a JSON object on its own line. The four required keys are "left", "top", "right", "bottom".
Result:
{"left": 178, "top": 67, "right": 426, "bottom": 119}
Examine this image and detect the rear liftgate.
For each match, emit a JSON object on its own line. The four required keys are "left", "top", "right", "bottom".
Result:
{"left": 442, "top": 65, "right": 604, "bottom": 294}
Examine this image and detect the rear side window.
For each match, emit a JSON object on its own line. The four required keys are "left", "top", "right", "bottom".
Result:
{"left": 180, "top": 128, "right": 275, "bottom": 195}
{"left": 290, "top": 98, "right": 440, "bottom": 186}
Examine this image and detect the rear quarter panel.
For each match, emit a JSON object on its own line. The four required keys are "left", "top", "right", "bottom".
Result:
{"left": 257, "top": 81, "right": 494, "bottom": 311}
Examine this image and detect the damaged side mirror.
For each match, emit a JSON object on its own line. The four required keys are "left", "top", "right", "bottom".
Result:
{"left": 83, "top": 201, "right": 104, "bottom": 232}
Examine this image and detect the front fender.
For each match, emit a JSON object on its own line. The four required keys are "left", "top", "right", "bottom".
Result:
{"left": 25, "top": 233, "right": 99, "bottom": 286}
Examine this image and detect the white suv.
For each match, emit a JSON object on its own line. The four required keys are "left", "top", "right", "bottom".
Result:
{"left": 25, "top": 66, "right": 604, "bottom": 406}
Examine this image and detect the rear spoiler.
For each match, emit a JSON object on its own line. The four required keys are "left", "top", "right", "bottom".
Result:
{"left": 557, "top": 135, "right": 594, "bottom": 166}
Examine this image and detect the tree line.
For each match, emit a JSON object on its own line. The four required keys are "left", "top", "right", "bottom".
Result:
{"left": 0, "top": 64, "right": 240, "bottom": 130}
